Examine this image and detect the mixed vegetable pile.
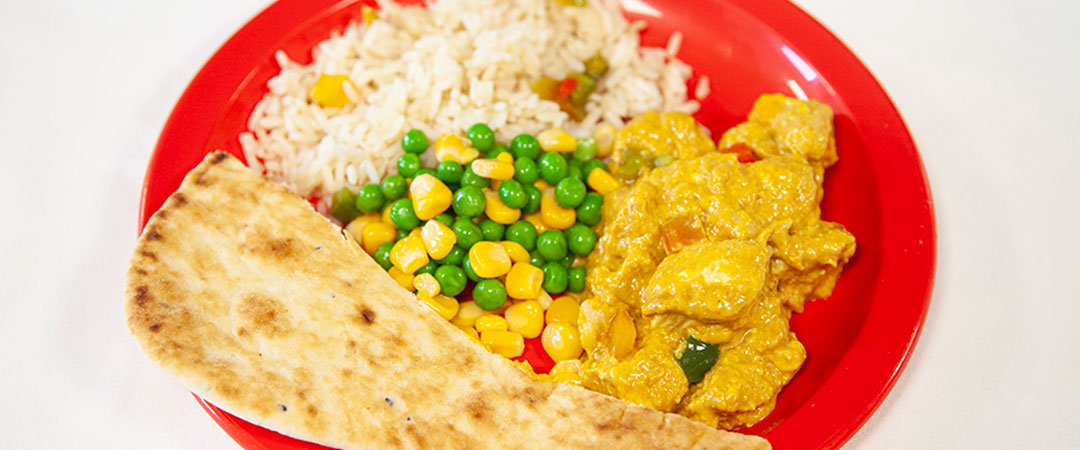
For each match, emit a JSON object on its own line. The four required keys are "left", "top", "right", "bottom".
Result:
{"left": 289, "top": 0, "right": 812, "bottom": 425}
{"left": 532, "top": 52, "right": 608, "bottom": 121}
{"left": 330, "top": 122, "right": 624, "bottom": 371}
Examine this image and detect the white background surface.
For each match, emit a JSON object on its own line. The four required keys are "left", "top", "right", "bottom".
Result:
{"left": 1, "top": 0, "right": 1077, "bottom": 448}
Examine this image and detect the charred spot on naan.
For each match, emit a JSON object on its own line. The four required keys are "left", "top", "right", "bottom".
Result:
{"left": 350, "top": 304, "right": 377, "bottom": 326}
{"left": 234, "top": 293, "right": 291, "bottom": 338}
{"left": 403, "top": 422, "right": 427, "bottom": 447}
{"left": 127, "top": 274, "right": 189, "bottom": 339}
{"left": 137, "top": 249, "right": 157, "bottom": 262}
{"left": 132, "top": 285, "right": 153, "bottom": 308}
{"left": 192, "top": 152, "right": 231, "bottom": 186}
{"left": 464, "top": 394, "right": 491, "bottom": 421}
{"left": 241, "top": 235, "right": 298, "bottom": 259}
{"left": 144, "top": 225, "right": 163, "bottom": 241}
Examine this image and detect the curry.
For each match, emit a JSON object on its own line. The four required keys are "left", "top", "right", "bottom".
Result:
{"left": 574, "top": 94, "right": 856, "bottom": 429}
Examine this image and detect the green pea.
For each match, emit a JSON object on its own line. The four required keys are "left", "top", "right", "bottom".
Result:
{"left": 395, "top": 228, "right": 409, "bottom": 241}
{"left": 498, "top": 179, "right": 528, "bottom": 209}
{"left": 414, "top": 260, "right": 438, "bottom": 276}
{"left": 467, "top": 123, "right": 495, "bottom": 152}
{"left": 522, "top": 185, "right": 542, "bottom": 214}
{"left": 463, "top": 259, "right": 481, "bottom": 282}
{"left": 573, "top": 137, "right": 597, "bottom": 161}
{"left": 380, "top": 174, "right": 408, "bottom": 200}
{"left": 453, "top": 186, "right": 486, "bottom": 218}
{"left": 514, "top": 156, "right": 539, "bottom": 185}
{"left": 529, "top": 249, "right": 546, "bottom": 268}
{"left": 566, "top": 165, "right": 584, "bottom": 182}
{"left": 576, "top": 193, "right": 604, "bottom": 227}
{"left": 558, "top": 252, "right": 575, "bottom": 268}
{"left": 511, "top": 134, "right": 541, "bottom": 159}
{"left": 401, "top": 129, "right": 429, "bottom": 154}
{"left": 389, "top": 198, "right": 420, "bottom": 230}
{"left": 582, "top": 159, "right": 607, "bottom": 179}
{"left": 434, "top": 264, "right": 468, "bottom": 297}
{"left": 441, "top": 246, "right": 468, "bottom": 266}
{"left": 435, "top": 246, "right": 467, "bottom": 266}
{"left": 329, "top": 187, "right": 359, "bottom": 223}
{"left": 566, "top": 223, "right": 598, "bottom": 256}
{"left": 354, "top": 184, "right": 385, "bottom": 213}
{"left": 433, "top": 213, "right": 455, "bottom": 228}
{"left": 487, "top": 143, "right": 511, "bottom": 160}
{"left": 536, "top": 229, "right": 567, "bottom": 262}
{"left": 416, "top": 168, "right": 437, "bottom": 179}
{"left": 505, "top": 220, "right": 538, "bottom": 251}
{"left": 397, "top": 153, "right": 422, "bottom": 178}
{"left": 677, "top": 336, "right": 720, "bottom": 384}
{"left": 436, "top": 160, "right": 464, "bottom": 184}
{"left": 541, "top": 262, "right": 568, "bottom": 294}
{"left": 480, "top": 219, "right": 505, "bottom": 241}
{"left": 374, "top": 242, "right": 394, "bottom": 270}
{"left": 538, "top": 152, "right": 568, "bottom": 185}
{"left": 460, "top": 163, "right": 490, "bottom": 189}
{"left": 555, "top": 177, "right": 586, "bottom": 208}
{"left": 453, "top": 218, "right": 483, "bottom": 250}
{"left": 567, "top": 267, "right": 586, "bottom": 293}
{"left": 473, "top": 279, "right": 507, "bottom": 311}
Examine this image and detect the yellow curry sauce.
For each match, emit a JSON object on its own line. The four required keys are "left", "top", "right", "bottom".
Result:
{"left": 575, "top": 94, "right": 856, "bottom": 429}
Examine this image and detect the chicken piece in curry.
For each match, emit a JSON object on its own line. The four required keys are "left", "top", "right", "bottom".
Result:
{"left": 576, "top": 94, "right": 856, "bottom": 429}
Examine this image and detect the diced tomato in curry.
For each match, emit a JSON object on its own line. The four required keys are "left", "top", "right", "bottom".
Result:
{"left": 660, "top": 216, "right": 706, "bottom": 254}
{"left": 719, "top": 142, "right": 757, "bottom": 163}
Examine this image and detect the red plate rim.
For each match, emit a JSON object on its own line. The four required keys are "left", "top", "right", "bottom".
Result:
{"left": 138, "top": 0, "right": 936, "bottom": 449}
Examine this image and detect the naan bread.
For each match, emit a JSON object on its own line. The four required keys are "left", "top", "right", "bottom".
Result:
{"left": 125, "top": 152, "right": 770, "bottom": 450}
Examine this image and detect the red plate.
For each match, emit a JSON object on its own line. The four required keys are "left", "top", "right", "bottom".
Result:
{"left": 140, "top": 0, "right": 935, "bottom": 448}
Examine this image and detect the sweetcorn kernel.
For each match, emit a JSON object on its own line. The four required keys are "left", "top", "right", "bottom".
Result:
{"left": 418, "top": 294, "right": 459, "bottom": 321}
{"left": 546, "top": 296, "right": 580, "bottom": 325}
{"left": 474, "top": 314, "right": 509, "bottom": 333}
{"left": 505, "top": 300, "right": 544, "bottom": 339}
{"left": 537, "top": 128, "right": 577, "bottom": 153}
{"left": 542, "top": 322, "right": 583, "bottom": 361}
{"left": 481, "top": 329, "right": 525, "bottom": 358}
{"left": 451, "top": 301, "right": 486, "bottom": 328}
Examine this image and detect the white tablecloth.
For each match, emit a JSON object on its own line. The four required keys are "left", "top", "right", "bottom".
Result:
{"left": 1, "top": 0, "right": 1076, "bottom": 448}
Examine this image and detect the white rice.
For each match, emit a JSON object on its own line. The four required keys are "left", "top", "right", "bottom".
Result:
{"left": 695, "top": 75, "right": 711, "bottom": 100}
{"left": 239, "top": 0, "right": 705, "bottom": 210}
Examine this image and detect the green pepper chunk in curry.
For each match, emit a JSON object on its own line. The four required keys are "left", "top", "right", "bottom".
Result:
{"left": 575, "top": 94, "right": 857, "bottom": 430}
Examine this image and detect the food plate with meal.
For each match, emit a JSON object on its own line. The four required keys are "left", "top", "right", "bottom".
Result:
{"left": 128, "top": 0, "right": 935, "bottom": 449}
